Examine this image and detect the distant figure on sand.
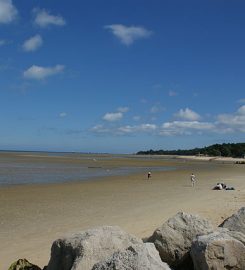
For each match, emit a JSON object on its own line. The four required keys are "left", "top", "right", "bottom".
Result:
{"left": 148, "top": 171, "right": 152, "bottom": 180}
{"left": 190, "top": 173, "right": 196, "bottom": 187}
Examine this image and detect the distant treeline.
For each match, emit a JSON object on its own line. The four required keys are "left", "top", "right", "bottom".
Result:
{"left": 137, "top": 143, "right": 245, "bottom": 158}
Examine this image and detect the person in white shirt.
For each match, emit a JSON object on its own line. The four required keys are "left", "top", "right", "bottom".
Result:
{"left": 190, "top": 173, "right": 196, "bottom": 187}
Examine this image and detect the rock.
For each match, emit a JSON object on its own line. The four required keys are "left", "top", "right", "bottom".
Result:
{"left": 191, "top": 229, "right": 245, "bottom": 270}
{"left": 8, "top": 259, "right": 41, "bottom": 270}
{"left": 225, "top": 228, "right": 245, "bottom": 246}
{"left": 219, "top": 207, "right": 245, "bottom": 234}
{"left": 92, "top": 243, "right": 171, "bottom": 270}
{"left": 147, "top": 212, "right": 214, "bottom": 269}
{"left": 46, "top": 226, "right": 142, "bottom": 270}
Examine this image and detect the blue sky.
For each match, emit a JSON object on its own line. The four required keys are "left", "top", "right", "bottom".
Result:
{"left": 1, "top": 0, "right": 245, "bottom": 153}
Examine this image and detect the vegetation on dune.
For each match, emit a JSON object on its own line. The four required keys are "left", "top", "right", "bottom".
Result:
{"left": 137, "top": 143, "right": 245, "bottom": 158}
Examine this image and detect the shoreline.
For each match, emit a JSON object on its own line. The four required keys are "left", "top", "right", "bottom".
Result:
{"left": 174, "top": 155, "right": 245, "bottom": 162}
{"left": 0, "top": 158, "right": 245, "bottom": 269}
{"left": 0, "top": 152, "right": 180, "bottom": 186}
{"left": 1, "top": 151, "right": 244, "bottom": 187}
{"left": 140, "top": 154, "right": 245, "bottom": 163}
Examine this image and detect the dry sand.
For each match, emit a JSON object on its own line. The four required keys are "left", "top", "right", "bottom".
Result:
{"left": 0, "top": 156, "right": 245, "bottom": 269}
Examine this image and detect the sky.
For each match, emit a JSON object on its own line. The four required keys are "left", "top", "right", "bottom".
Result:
{"left": 1, "top": 0, "right": 245, "bottom": 153}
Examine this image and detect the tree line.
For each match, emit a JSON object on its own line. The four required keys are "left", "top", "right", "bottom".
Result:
{"left": 136, "top": 143, "right": 245, "bottom": 158}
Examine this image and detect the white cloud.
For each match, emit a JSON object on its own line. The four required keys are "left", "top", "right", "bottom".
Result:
{"left": 237, "top": 105, "right": 245, "bottom": 115}
{"left": 23, "top": 65, "right": 65, "bottom": 80}
{"left": 217, "top": 115, "right": 245, "bottom": 133}
{"left": 91, "top": 124, "right": 110, "bottom": 133}
{"left": 117, "top": 125, "right": 135, "bottom": 134}
{"left": 152, "top": 84, "right": 163, "bottom": 89}
{"left": 103, "top": 112, "right": 123, "bottom": 122}
{"left": 105, "top": 24, "right": 152, "bottom": 45}
{"left": 59, "top": 112, "right": 67, "bottom": 118}
{"left": 93, "top": 105, "right": 245, "bottom": 137}
{"left": 0, "top": 0, "right": 17, "bottom": 24}
{"left": 209, "top": 105, "right": 245, "bottom": 134}
{"left": 138, "top": 124, "right": 157, "bottom": 132}
{"left": 91, "top": 119, "right": 217, "bottom": 136}
{"left": 34, "top": 9, "right": 66, "bottom": 28}
{"left": 22, "top": 35, "right": 43, "bottom": 52}
{"left": 174, "top": 108, "right": 201, "bottom": 121}
{"left": 0, "top": 39, "right": 12, "bottom": 47}
{"left": 150, "top": 104, "right": 165, "bottom": 114}
{"left": 92, "top": 123, "right": 157, "bottom": 135}
{"left": 140, "top": 98, "right": 147, "bottom": 104}
{"left": 0, "top": 39, "right": 6, "bottom": 46}
{"left": 117, "top": 107, "right": 129, "bottom": 113}
{"left": 160, "top": 121, "right": 214, "bottom": 136}
{"left": 168, "top": 90, "right": 178, "bottom": 97}
{"left": 238, "top": 98, "right": 245, "bottom": 104}
{"left": 133, "top": 116, "right": 141, "bottom": 121}
{"left": 116, "top": 124, "right": 157, "bottom": 134}
{"left": 102, "top": 107, "right": 129, "bottom": 122}
{"left": 217, "top": 105, "right": 245, "bottom": 126}
{"left": 162, "top": 121, "right": 214, "bottom": 130}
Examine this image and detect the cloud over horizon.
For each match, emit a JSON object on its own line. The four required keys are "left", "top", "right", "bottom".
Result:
{"left": 105, "top": 24, "right": 152, "bottom": 45}
{"left": 160, "top": 121, "right": 215, "bottom": 136}
{"left": 0, "top": 0, "right": 18, "bottom": 24}
{"left": 92, "top": 123, "right": 157, "bottom": 135}
{"left": 216, "top": 105, "right": 245, "bottom": 133}
{"left": 33, "top": 9, "right": 66, "bottom": 28}
{"left": 103, "top": 112, "right": 123, "bottom": 122}
{"left": 118, "top": 124, "right": 157, "bottom": 134}
{"left": 91, "top": 103, "right": 245, "bottom": 137}
{"left": 23, "top": 65, "right": 65, "bottom": 80}
{"left": 102, "top": 107, "right": 129, "bottom": 122}
{"left": 174, "top": 108, "right": 201, "bottom": 121}
{"left": 91, "top": 120, "right": 216, "bottom": 136}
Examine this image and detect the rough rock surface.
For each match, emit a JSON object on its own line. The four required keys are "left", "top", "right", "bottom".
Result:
{"left": 8, "top": 259, "right": 41, "bottom": 270}
{"left": 219, "top": 206, "right": 245, "bottom": 234}
{"left": 92, "top": 243, "right": 171, "bottom": 270}
{"left": 191, "top": 229, "right": 245, "bottom": 270}
{"left": 147, "top": 212, "right": 214, "bottom": 269}
{"left": 46, "top": 226, "right": 142, "bottom": 270}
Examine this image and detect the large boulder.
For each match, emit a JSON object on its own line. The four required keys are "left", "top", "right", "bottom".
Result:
{"left": 46, "top": 226, "right": 142, "bottom": 270}
{"left": 219, "top": 207, "right": 245, "bottom": 234}
{"left": 191, "top": 229, "right": 245, "bottom": 270}
{"left": 92, "top": 243, "right": 171, "bottom": 270}
{"left": 8, "top": 259, "right": 41, "bottom": 270}
{"left": 147, "top": 212, "right": 214, "bottom": 269}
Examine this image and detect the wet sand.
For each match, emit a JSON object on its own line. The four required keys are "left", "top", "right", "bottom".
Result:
{"left": 0, "top": 155, "right": 245, "bottom": 269}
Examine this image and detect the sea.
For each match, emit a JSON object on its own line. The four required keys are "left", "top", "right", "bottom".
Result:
{"left": 0, "top": 151, "right": 176, "bottom": 186}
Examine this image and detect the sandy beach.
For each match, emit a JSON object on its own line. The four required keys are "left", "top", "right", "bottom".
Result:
{"left": 0, "top": 155, "right": 245, "bottom": 269}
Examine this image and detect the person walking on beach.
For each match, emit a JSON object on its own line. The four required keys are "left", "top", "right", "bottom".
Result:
{"left": 148, "top": 171, "right": 152, "bottom": 180}
{"left": 190, "top": 173, "right": 196, "bottom": 187}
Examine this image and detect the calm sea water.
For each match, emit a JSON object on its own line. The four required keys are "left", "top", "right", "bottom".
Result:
{"left": 0, "top": 152, "right": 176, "bottom": 186}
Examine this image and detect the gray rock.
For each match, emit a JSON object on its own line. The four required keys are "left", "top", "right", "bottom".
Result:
{"left": 147, "top": 212, "right": 214, "bottom": 269}
{"left": 225, "top": 228, "right": 245, "bottom": 246}
{"left": 219, "top": 207, "right": 245, "bottom": 234}
{"left": 8, "top": 259, "right": 41, "bottom": 270}
{"left": 92, "top": 243, "right": 171, "bottom": 270}
{"left": 191, "top": 229, "right": 245, "bottom": 270}
{"left": 46, "top": 226, "right": 142, "bottom": 270}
